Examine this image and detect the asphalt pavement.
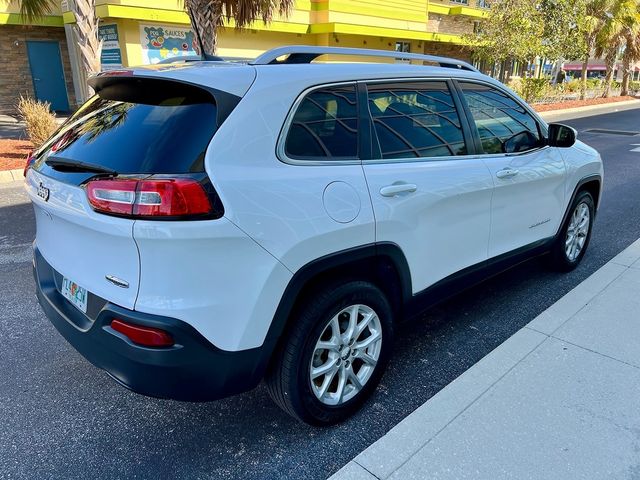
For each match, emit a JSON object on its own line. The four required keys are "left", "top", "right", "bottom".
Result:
{"left": 2, "top": 108, "right": 640, "bottom": 479}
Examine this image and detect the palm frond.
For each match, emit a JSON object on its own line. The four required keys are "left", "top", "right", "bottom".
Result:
{"left": 183, "top": 0, "right": 294, "bottom": 54}
{"left": 19, "top": 0, "right": 56, "bottom": 24}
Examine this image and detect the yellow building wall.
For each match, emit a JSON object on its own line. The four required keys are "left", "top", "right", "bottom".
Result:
{"left": 45, "top": 0, "right": 484, "bottom": 67}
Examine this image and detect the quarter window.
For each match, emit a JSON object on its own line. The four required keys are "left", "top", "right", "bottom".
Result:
{"left": 459, "top": 82, "right": 541, "bottom": 154}
{"left": 367, "top": 81, "right": 467, "bottom": 159}
{"left": 285, "top": 85, "right": 358, "bottom": 160}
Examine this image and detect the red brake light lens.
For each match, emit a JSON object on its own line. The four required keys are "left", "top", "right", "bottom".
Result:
{"left": 110, "top": 319, "right": 174, "bottom": 348}
{"left": 85, "top": 177, "right": 213, "bottom": 218}
{"left": 134, "top": 179, "right": 212, "bottom": 216}
{"left": 23, "top": 151, "right": 34, "bottom": 177}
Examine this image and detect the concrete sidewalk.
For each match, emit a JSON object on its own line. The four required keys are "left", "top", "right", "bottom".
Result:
{"left": 330, "top": 240, "right": 640, "bottom": 480}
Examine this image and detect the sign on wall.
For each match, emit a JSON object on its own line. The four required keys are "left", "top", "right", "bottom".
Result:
{"left": 98, "top": 24, "right": 123, "bottom": 70}
{"left": 140, "top": 24, "right": 198, "bottom": 64}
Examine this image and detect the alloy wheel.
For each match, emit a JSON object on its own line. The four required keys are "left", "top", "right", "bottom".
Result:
{"left": 565, "top": 201, "right": 590, "bottom": 262}
{"left": 309, "top": 304, "right": 383, "bottom": 406}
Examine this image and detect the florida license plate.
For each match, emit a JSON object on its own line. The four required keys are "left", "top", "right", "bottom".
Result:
{"left": 61, "top": 277, "right": 88, "bottom": 313}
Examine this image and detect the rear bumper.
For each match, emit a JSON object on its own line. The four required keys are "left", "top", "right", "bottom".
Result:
{"left": 33, "top": 248, "right": 266, "bottom": 401}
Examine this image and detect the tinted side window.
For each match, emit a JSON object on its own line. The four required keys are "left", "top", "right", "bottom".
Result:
{"left": 459, "top": 82, "right": 541, "bottom": 155}
{"left": 367, "top": 81, "right": 467, "bottom": 160}
{"left": 285, "top": 85, "right": 358, "bottom": 160}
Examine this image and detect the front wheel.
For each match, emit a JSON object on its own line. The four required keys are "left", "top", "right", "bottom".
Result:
{"left": 265, "top": 281, "right": 393, "bottom": 425}
{"left": 548, "top": 190, "right": 595, "bottom": 271}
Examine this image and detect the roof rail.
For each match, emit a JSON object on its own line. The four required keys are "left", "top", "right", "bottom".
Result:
{"left": 158, "top": 54, "right": 224, "bottom": 64}
{"left": 250, "top": 45, "right": 479, "bottom": 72}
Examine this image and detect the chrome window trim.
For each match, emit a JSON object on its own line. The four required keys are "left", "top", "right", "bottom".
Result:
{"left": 276, "top": 81, "right": 362, "bottom": 166}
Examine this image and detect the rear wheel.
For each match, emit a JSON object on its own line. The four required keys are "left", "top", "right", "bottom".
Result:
{"left": 548, "top": 190, "right": 594, "bottom": 271}
{"left": 266, "top": 281, "right": 393, "bottom": 425}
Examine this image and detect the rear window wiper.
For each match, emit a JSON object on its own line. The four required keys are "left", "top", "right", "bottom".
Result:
{"left": 45, "top": 158, "right": 118, "bottom": 176}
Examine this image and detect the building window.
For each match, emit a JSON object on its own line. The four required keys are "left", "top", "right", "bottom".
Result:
{"left": 476, "top": 0, "right": 490, "bottom": 8}
{"left": 395, "top": 41, "right": 411, "bottom": 63}
{"left": 395, "top": 41, "right": 410, "bottom": 53}
{"left": 450, "top": 0, "right": 469, "bottom": 4}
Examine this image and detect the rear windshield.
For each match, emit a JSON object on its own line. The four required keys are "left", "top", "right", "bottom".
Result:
{"left": 39, "top": 79, "right": 218, "bottom": 174}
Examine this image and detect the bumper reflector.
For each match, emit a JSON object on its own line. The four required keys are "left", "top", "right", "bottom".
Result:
{"left": 111, "top": 319, "right": 174, "bottom": 348}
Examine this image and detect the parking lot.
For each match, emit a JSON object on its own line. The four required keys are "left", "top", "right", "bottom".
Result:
{"left": 2, "top": 108, "right": 640, "bottom": 479}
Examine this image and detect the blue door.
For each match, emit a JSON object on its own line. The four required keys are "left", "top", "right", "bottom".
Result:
{"left": 26, "top": 41, "right": 70, "bottom": 112}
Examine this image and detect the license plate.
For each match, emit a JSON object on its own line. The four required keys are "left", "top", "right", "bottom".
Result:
{"left": 61, "top": 277, "right": 88, "bottom": 313}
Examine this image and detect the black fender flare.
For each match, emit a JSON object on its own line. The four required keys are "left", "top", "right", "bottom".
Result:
{"left": 252, "top": 242, "right": 412, "bottom": 376}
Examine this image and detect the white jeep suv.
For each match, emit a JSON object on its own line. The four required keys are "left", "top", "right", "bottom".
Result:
{"left": 26, "top": 46, "right": 603, "bottom": 425}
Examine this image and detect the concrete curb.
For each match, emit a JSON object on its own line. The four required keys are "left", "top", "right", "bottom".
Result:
{"left": 329, "top": 239, "right": 640, "bottom": 480}
{"left": 0, "top": 169, "right": 24, "bottom": 184}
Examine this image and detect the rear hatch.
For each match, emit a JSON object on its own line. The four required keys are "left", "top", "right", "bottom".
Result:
{"left": 26, "top": 71, "right": 247, "bottom": 311}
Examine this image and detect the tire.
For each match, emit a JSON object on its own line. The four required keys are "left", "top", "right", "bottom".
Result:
{"left": 265, "top": 280, "right": 394, "bottom": 425}
{"left": 548, "top": 190, "right": 595, "bottom": 272}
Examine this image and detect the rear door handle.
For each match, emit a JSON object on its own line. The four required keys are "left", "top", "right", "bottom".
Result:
{"left": 380, "top": 183, "right": 417, "bottom": 197}
{"left": 496, "top": 168, "right": 519, "bottom": 179}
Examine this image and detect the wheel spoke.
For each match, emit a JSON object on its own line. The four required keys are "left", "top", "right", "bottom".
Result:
{"left": 347, "top": 368, "right": 363, "bottom": 391}
{"left": 356, "top": 350, "right": 378, "bottom": 367}
{"left": 329, "top": 315, "right": 341, "bottom": 339}
{"left": 315, "top": 339, "right": 340, "bottom": 353}
{"left": 335, "top": 369, "right": 347, "bottom": 404}
{"left": 344, "top": 305, "right": 359, "bottom": 341}
{"left": 311, "top": 357, "right": 338, "bottom": 379}
{"left": 354, "top": 311, "right": 375, "bottom": 339}
{"left": 317, "top": 368, "right": 338, "bottom": 398}
{"left": 354, "top": 330, "right": 381, "bottom": 350}
{"left": 565, "top": 234, "right": 574, "bottom": 247}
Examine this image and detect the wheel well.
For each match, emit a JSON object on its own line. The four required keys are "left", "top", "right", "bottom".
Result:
{"left": 292, "top": 254, "right": 405, "bottom": 321}
{"left": 579, "top": 179, "right": 601, "bottom": 209}
{"left": 264, "top": 248, "right": 410, "bottom": 372}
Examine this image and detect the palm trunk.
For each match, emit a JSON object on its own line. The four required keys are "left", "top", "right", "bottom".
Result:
{"left": 603, "top": 48, "right": 617, "bottom": 98}
{"left": 185, "top": 0, "right": 220, "bottom": 56}
{"left": 622, "top": 52, "right": 632, "bottom": 96}
{"left": 580, "top": 55, "right": 589, "bottom": 100}
{"left": 72, "top": 0, "right": 102, "bottom": 95}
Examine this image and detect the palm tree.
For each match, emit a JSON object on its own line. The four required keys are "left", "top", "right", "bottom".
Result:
{"left": 19, "top": 0, "right": 101, "bottom": 81}
{"left": 184, "top": 0, "right": 294, "bottom": 56}
{"left": 594, "top": 0, "right": 638, "bottom": 97}
{"left": 579, "top": 0, "right": 613, "bottom": 100}
{"left": 621, "top": 19, "right": 640, "bottom": 95}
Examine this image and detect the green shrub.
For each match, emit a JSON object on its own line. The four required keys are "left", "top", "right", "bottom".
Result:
{"left": 565, "top": 79, "right": 581, "bottom": 93}
{"left": 585, "top": 78, "right": 602, "bottom": 89}
{"left": 512, "top": 77, "right": 550, "bottom": 103}
{"left": 17, "top": 96, "right": 58, "bottom": 147}
{"left": 628, "top": 81, "right": 640, "bottom": 93}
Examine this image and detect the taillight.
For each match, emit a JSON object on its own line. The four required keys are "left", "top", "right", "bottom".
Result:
{"left": 86, "top": 177, "right": 214, "bottom": 219}
{"left": 86, "top": 178, "right": 138, "bottom": 215}
{"left": 23, "top": 151, "right": 34, "bottom": 177}
{"left": 110, "top": 319, "right": 174, "bottom": 348}
{"left": 135, "top": 179, "right": 211, "bottom": 216}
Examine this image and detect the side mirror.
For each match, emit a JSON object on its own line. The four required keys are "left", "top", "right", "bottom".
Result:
{"left": 503, "top": 130, "right": 539, "bottom": 154}
{"left": 547, "top": 123, "right": 577, "bottom": 148}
